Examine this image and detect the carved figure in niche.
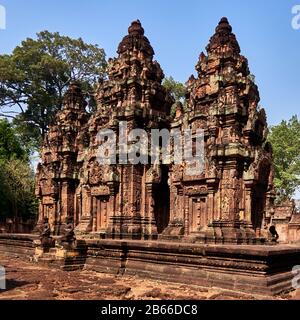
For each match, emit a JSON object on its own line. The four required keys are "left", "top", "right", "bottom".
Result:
{"left": 230, "top": 169, "right": 239, "bottom": 181}
{"left": 135, "top": 190, "right": 141, "bottom": 212}
{"left": 129, "top": 86, "right": 137, "bottom": 105}
{"left": 89, "top": 160, "right": 103, "bottom": 185}
{"left": 141, "top": 64, "right": 149, "bottom": 79}
{"left": 207, "top": 159, "right": 218, "bottom": 178}
{"left": 218, "top": 91, "right": 226, "bottom": 108}
{"left": 246, "top": 100, "right": 257, "bottom": 128}
{"left": 229, "top": 126, "right": 240, "bottom": 142}
{"left": 208, "top": 114, "right": 218, "bottom": 128}
{"left": 222, "top": 195, "right": 229, "bottom": 216}
{"left": 130, "top": 63, "right": 139, "bottom": 78}
{"left": 225, "top": 87, "right": 237, "bottom": 105}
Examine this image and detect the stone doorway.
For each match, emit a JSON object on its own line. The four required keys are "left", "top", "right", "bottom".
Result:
{"left": 93, "top": 197, "right": 109, "bottom": 232}
{"left": 153, "top": 165, "right": 170, "bottom": 234}
{"left": 251, "top": 162, "right": 270, "bottom": 233}
{"left": 251, "top": 185, "right": 266, "bottom": 231}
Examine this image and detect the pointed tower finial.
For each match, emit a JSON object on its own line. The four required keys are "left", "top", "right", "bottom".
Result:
{"left": 117, "top": 20, "right": 154, "bottom": 57}
{"left": 206, "top": 17, "right": 240, "bottom": 54}
{"left": 216, "top": 17, "right": 232, "bottom": 33}
{"left": 63, "top": 80, "right": 87, "bottom": 110}
{"left": 128, "top": 20, "right": 144, "bottom": 36}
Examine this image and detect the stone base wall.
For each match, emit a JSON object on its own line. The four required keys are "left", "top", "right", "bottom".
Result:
{"left": 84, "top": 239, "right": 300, "bottom": 296}
{"left": 1, "top": 234, "right": 300, "bottom": 297}
{"left": 0, "top": 234, "right": 37, "bottom": 259}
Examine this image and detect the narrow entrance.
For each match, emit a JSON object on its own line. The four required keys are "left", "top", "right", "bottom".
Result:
{"left": 153, "top": 165, "right": 170, "bottom": 234}
{"left": 251, "top": 162, "right": 270, "bottom": 232}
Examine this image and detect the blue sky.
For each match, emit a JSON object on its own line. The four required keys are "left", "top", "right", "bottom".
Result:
{"left": 0, "top": 0, "right": 299, "bottom": 126}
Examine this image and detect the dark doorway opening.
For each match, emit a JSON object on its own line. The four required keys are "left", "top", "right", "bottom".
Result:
{"left": 251, "top": 162, "right": 270, "bottom": 232}
{"left": 153, "top": 165, "right": 170, "bottom": 234}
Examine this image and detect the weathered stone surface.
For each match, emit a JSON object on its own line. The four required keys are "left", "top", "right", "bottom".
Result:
{"left": 35, "top": 20, "right": 173, "bottom": 241}
{"left": 84, "top": 238, "right": 300, "bottom": 296}
{"left": 34, "top": 18, "right": 277, "bottom": 244}
{"left": 164, "top": 17, "right": 274, "bottom": 244}
{"left": 1, "top": 233, "right": 300, "bottom": 296}
{"left": 0, "top": 234, "right": 37, "bottom": 259}
{"left": 1, "top": 253, "right": 300, "bottom": 300}
{"left": 8, "top": 17, "right": 300, "bottom": 299}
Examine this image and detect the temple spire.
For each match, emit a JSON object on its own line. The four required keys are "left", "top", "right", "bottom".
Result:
{"left": 62, "top": 81, "right": 87, "bottom": 110}
{"left": 117, "top": 20, "right": 154, "bottom": 57}
{"left": 206, "top": 17, "right": 240, "bottom": 55}
{"left": 128, "top": 19, "right": 144, "bottom": 36}
{"left": 216, "top": 17, "right": 232, "bottom": 33}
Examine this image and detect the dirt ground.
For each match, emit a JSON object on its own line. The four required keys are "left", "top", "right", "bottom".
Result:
{"left": 0, "top": 254, "right": 299, "bottom": 300}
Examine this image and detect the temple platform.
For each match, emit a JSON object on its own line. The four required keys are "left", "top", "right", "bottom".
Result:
{"left": 0, "top": 233, "right": 300, "bottom": 297}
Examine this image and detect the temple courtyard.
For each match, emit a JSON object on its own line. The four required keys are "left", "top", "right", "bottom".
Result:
{"left": 0, "top": 254, "right": 300, "bottom": 301}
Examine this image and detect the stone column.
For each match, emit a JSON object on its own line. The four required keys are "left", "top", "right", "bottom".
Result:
{"left": 243, "top": 181, "right": 256, "bottom": 242}
{"left": 145, "top": 183, "right": 158, "bottom": 239}
{"left": 92, "top": 196, "right": 97, "bottom": 232}
{"left": 184, "top": 195, "right": 189, "bottom": 236}
{"left": 75, "top": 185, "right": 92, "bottom": 234}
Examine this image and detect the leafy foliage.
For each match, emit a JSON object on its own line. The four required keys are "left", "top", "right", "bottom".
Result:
{"left": 162, "top": 76, "right": 186, "bottom": 102}
{"left": 0, "top": 119, "right": 37, "bottom": 220}
{"left": 268, "top": 115, "right": 300, "bottom": 202}
{"left": 162, "top": 76, "right": 187, "bottom": 117}
{"left": 0, "top": 159, "right": 37, "bottom": 220}
{"left": 0, "top": 31, "right": 107, "bottom": 150}
{"left": 0, "top": 119, "right": 27, "bottom": 161}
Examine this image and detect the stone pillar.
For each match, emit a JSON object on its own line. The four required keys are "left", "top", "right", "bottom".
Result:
{"left": 75, "top": 185, "right": 92, "bottom": 235}
{"left": 92, "top": 196, "right": 97, "bottom": 232}
{"left": 243, "top": 180, "right": 256, "bottom": 242}
{"left": 145, "top": 183, "right": 158, "bottom": 240}
{"left": 184, "top": 195, "right": 189, "bottom": 236}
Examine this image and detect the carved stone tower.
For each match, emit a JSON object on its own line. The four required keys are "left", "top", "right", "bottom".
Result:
{"left": 163, "top": 17, "right": 275, "bottom": 244}
{"left": 73, "top": 20, "right": 173, "bottom": 239}
{"left": 35, "top": 82, "right": 89, "bottom": 234}
{"left": 35, "top": 18, "right": 274, "bottom": 245}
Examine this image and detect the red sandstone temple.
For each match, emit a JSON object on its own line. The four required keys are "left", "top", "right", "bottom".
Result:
{"left": 35, "top": 18, "right": 277, "bottom": 244}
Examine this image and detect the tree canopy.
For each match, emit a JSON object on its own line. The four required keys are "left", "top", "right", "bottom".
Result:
{"left": 268, "top": 115, "right": 300, "bottom": 202}
{"left": 0, "top": 119, "right": 27, "bottom": 161}
{"left": 0, "top": 31, "right": 107, "bottom": 150}
{"left": 162, "top": 76, "right": 186, "bottom": 102}
{"left": 0, "top": 119, "right": 36, "bottom": 220}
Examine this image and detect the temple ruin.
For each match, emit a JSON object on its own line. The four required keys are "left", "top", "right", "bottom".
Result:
{"left": 1, "top": 17, "right": 300, "bottom": 297}
{"left": 35, "top": 18, "right": 276, "bottom": 244}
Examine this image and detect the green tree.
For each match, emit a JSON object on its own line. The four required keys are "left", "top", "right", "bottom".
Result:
{"left": 0, "top": 159, "right": 37, "bottom": 220}
{"left": 0, "top": 31, "right": 107, "bottom": 150}
{"left": 162, "top": 76, "right": 187, "bottom": 117}
{"left": 162, "top": 76, "right": 186, "bottom": 102}
{"left": 0, "top": 119, "right": 36, "bottom": 220}
{"left": 0, "top": 119, "right": 27, "bottom": 161}
{"left": 268, "top": 115, "right": 300, "bottom": 202}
